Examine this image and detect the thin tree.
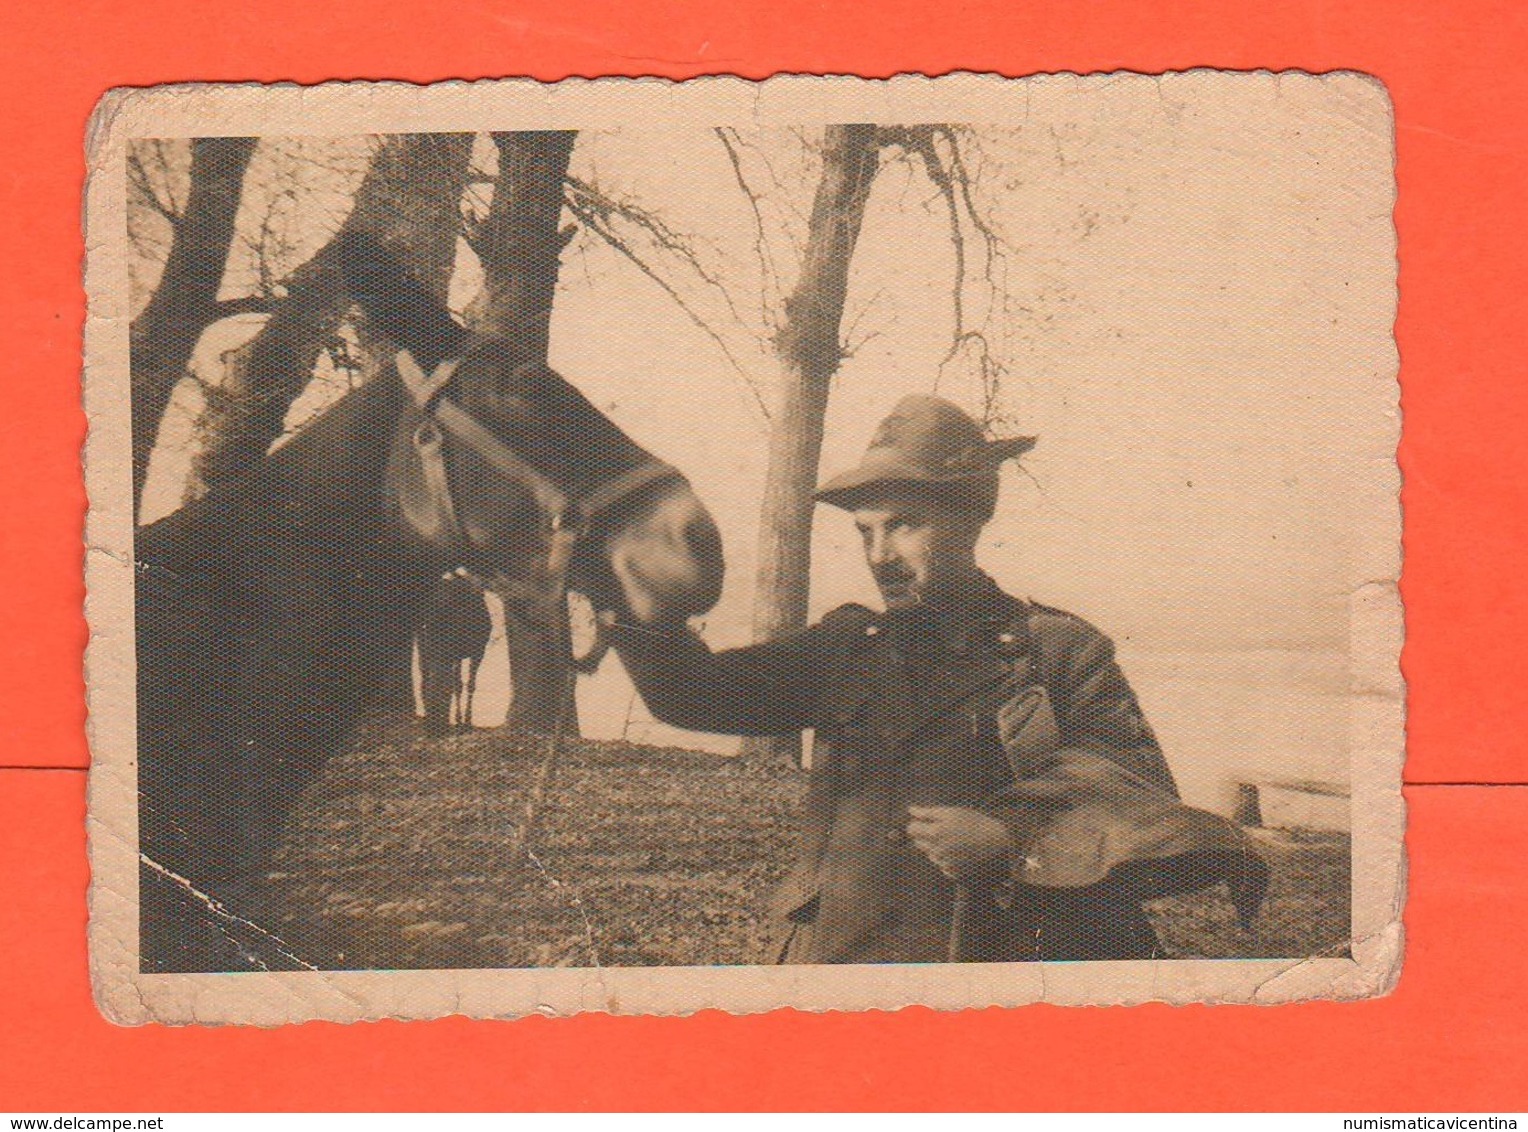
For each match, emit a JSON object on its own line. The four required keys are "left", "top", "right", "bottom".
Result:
{"left": 462, "top": 130, "right": 582, "bottom": 735}
{"left": 191, "top": 133, "right": 476, "bottom": 496}
{"left": 129, "top": 136, "right": 259, "bottom": 516}
{"left": 742, "top": 125, "right": 883, "bottom": 762}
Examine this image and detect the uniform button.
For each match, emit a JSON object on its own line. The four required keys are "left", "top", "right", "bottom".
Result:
{"left": 865, "top": 624, "right": 881, "bottom": 636}
{"left": 997, "top": 631, "right": 1017, "bottom": 645}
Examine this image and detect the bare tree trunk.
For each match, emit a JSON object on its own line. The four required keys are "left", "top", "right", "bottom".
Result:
{"left": 742, "top": 124, "right": 883, "bottom": 763}
{"left": 499, "top": 599, "right": 577, "bottom": 733}
{"left": 469, "top": 132, "right": 578, "bottom": 364}
{"left": 131, "top": 136, "right": 258, "bottom": 517}
{"left": 193, "top": 133, "right": 475, "bottom": 495}
{"left": 468, "top": 131, "right": 582, "bottom": 735}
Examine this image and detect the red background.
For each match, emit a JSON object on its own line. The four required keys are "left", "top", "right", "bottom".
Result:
{"left": 3, "top": 0, "right": 1525, "bottom": 1111}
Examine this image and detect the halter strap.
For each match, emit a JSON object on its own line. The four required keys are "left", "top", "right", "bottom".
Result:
{"left": 397, "top": 349, "right": 683, "bottom": 533}
{"left": 432, "top": 397, "right": 572, "bottom": 522}
{"left": 573, "top": 459, "right": 686, "bottom": 526}
{"left": 408, "top": 416, "right": 471, "bottom": 551}
{"left": 396, "top": 349, "right": 461, "bottom": 409}
{"left": 393, "top": 343, "right": 683, "bottom": 675}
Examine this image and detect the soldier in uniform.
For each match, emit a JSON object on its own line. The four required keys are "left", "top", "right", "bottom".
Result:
{"left": 605, "top": 395, "right": 1267, "bottom": 964}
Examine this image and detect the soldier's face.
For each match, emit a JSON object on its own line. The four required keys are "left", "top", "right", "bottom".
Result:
{"left": 853, "top": 494, "right": 983, "bottom": 611}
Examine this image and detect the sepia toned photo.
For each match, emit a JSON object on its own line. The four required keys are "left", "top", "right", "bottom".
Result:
{"left": 84, "top": 73, "right": 1403, "bottom": 1024}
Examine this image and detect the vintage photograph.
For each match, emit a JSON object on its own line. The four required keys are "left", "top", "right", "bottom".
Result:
{"left": 84, "top": 73, "right": 1403, "bottom": 1023}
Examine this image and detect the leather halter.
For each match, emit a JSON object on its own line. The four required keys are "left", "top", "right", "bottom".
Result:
{"left": 393, "top": 348, "right": 682, "bottom": 663}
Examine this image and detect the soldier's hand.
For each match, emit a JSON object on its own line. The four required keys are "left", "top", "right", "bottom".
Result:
{"left": 906, "top": 806, "right": 1013, "bottom": 882}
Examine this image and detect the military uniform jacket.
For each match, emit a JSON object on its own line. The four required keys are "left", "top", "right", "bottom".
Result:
{"left": 608, "top": 577, "right": 1266, "bottom": 965}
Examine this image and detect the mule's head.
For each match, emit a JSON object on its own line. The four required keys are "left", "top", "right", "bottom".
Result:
{"left": 340, "top": 232, "right": 724, "bottom": 625}
{"left": 432, "top": 342, "right": 724, "bottom": 623}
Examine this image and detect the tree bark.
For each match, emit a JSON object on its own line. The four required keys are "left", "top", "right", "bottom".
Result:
{"left": 192, "top": 133, "right": 475, "bottom": 496}
{"left": 130, "top": 136, "right": 258, "bottom": 517}
{"left": 469, "top": 132, "right": 579, "bottom": 365}
{"left": 742, "top": 124, "right": 883, "bottom": 764}
{"left": 469, "top": 131, "right": 581, "bottom": 735}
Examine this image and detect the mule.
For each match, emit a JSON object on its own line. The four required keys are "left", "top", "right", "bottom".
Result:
{"left": 135, "top": 231, "right": 725, "bottom": 970}
{"left": 416, "top": 572, "right": 493, "bottom": 732}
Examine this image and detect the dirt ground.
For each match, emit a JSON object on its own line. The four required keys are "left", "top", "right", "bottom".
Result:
{"left": 250, "top": 712, "right": 1350, "bottom": 970}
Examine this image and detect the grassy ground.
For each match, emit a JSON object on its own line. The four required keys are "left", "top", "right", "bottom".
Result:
{"left": 253, "top": 712, "right": 1350, "bottom": 970}
{"left": 1148, "top": 828, "right": 1351, "bottom": 960}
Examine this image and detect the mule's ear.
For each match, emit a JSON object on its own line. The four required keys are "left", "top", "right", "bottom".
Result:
{"left": 336, "top": 230, "right": 468, "bottom": 370}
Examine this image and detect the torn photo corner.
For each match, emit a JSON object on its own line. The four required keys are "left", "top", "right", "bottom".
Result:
{"left": 83, "top": 71, "right": 1403, "bottom": 1026}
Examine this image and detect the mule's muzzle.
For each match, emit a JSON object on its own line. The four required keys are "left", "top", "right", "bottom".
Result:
{"left": 601, "top": 481, "right": 725, "bottom": 625}
{"left": 684, "top": 510, "right": 725, "bottom": 603}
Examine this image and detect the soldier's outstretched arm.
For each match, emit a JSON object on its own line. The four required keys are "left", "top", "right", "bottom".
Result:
{"left": 602, "top": 619, "right": 824, "bottom": 737}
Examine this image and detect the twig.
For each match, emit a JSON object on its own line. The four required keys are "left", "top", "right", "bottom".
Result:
{"left": 713, "top": 127, "right": 782, "bottom": 326}
{"left": 565, "top": 190, "right": 771, "bottom": 421}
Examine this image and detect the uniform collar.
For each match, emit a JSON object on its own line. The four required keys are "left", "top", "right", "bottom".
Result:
{"left": 886, "top": 572, "right": 1017, "bottom": 647}
{"left": 852, "top": 576, "right": 1031, "bottom": 745}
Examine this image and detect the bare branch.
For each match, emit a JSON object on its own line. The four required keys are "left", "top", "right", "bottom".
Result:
{"left": 839, "top": 284, "right": 887, "bottom": 356}
{"left": 713, "top": 127, "right": 781, "bottom": 328}
{"left": 759, "top": 130, "right": 815, "bottom": 257}
{"left": 127, "top": 148, "right": 181, "bottom": 226}
{"left": 563, "top": 174, "right": 749, "bottom": 331}
{"left": 565, "top": 186, "right": 771, "bottom": 421}
{"left": 880, "top": 124, "right": 1021, "bottom": 430}
{"left": 151, "top": 140, "right": 186, "bottom": 217}
{"left": 934, "top": 125, "right": 1005, "bottom": 271}
{"left": 878, "top": 127, "right": 968, "bottom": 368}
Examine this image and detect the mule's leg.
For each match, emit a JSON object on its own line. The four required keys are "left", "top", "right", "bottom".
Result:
{"left": 418, "top": 634, "right": 453, "bottom": 735}
{"left": 461, "top": 657, "right": 481, "bottom": 731}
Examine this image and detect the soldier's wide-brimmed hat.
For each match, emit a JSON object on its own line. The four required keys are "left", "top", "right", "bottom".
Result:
{"left": 1002, "top": 753, "right": 1272, "bottom": 929}
{"left": 814, "top": 394, "right": 1036, "bottom": 511}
